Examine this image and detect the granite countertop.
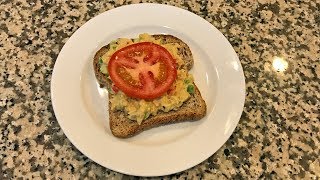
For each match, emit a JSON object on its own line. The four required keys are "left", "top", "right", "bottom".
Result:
{"left": 1, "top": 0, "right": 319, "bottom": 179}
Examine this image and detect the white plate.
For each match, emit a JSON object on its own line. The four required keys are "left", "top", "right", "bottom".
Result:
{"left": 51, "top": 3, "right": 245, "bottom": 177}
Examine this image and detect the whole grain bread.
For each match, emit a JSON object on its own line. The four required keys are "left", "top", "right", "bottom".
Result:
{"left": 93, "top": 34, "right": 206, "bottom": 138}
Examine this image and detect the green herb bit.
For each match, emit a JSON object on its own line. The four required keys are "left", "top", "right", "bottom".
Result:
{"left": 184, "top": 79, "right": 190, "bottom": 84}
{"left": 187, "top": 84, "right": 195, "bottom": 94}
{"left": 99, "top": 57, "right": 103, "bottom": 65}
{"left": 109, "top": 40, "right": 118, "bottom": 50}
{"left": 106, "top": 85, "right": 112, "bottom": 93}
{"left": 144, "top": 111, "right": 151, "bottom": 120}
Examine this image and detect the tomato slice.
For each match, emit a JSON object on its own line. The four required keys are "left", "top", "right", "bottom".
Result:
{"left": 108, "top": 42, "right": 177, "bottom": 99}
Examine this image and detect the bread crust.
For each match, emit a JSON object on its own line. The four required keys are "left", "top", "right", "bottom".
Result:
{"left": 93, "top": 44, "right": 111, "bottom": 89}
{"left": 93, "top": 34, "right": 207, "bottom": 138}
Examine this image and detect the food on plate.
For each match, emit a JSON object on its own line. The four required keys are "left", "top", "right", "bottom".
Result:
{"left": 93, "top": 33, "right": 206, "bottom": 138}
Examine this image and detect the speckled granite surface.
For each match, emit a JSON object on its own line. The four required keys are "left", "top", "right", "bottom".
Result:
{"left": 1, "top": 0, "right": 319, "bottom": 179}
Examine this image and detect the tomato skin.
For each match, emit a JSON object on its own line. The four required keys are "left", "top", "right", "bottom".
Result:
{"left": 108, "top": 42, "right": 177, "bottom": 99}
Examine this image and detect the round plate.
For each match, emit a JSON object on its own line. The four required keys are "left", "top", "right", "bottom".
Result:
{"left": 51, "top": 3, "right": 245, "bottom": 177}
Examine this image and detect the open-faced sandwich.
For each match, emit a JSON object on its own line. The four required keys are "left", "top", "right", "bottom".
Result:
{"left": 93, "top": 33, "right": 206, "bottom": 138}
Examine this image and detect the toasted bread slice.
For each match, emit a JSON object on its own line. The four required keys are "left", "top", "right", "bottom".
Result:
{"left": 93, "top": 34, "right": 206, "bottom": 138}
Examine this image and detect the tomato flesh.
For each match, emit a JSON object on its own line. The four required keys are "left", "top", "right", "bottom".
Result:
{"left": 108, "top": 42, "right": 177, "bottom": 99}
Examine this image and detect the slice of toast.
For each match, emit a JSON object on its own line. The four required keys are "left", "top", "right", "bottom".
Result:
{"left": 93, "top": 34, "right": 206, "bottom": 138}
